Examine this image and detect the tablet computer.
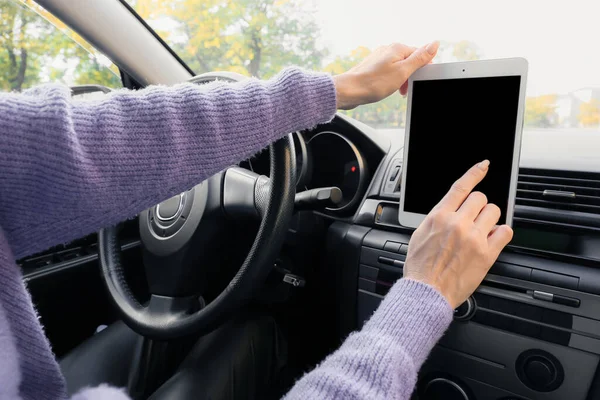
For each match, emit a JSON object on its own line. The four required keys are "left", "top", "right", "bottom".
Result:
{"left": 398, "top": 58, "right": 528, "bottom": 229}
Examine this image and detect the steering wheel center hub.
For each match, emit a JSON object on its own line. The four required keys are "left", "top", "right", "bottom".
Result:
{"left": 140, "top": 183, "right": 208, "bottom": 257}
{"left": 156, "top": 193, "right": 184, "bottom": 221}
{"left": 147, "top": 191, "right": 194, "bottom": 240}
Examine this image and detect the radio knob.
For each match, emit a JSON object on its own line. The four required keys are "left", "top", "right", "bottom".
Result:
{"left": 421, "top": 378, "right": 470, "bottom": 400}
{"left": 516, "top": 350, "right": 564, "bottom": 392}
{"left": 454, "top": 296, "right": 476, "bottom": 321}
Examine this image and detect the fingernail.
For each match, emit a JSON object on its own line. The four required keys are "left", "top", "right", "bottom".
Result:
{"left": 426, "top": 41, "right": 440, "bottom": 55}
{"left": 478, "top": 160, "right": 490, "bottom": 170}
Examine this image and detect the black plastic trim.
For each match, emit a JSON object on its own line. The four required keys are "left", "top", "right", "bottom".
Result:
{"left": 531, "top": 269, "right": 579, "bottom": 291}
{"left": 324, "top": 222, "right": 371, "bottom": 338}
{"left": 357, "top": 199, "right": 600, "bottom": 266}
{"left": 294, "top": 132, "right": 310, "bottom": 188}
{"left": 516, "top": 349, "right": 565, "bottom": 392}
{"left": 70, "top": 84, "right": 112, "bottom": 95}
{"left": 515, "top": 205, "right": 600, "bottom": 231}
{"left": 23, "top": 240, "right": 140, "bottom": 282}
{"left": 490, "top": 262, "right": 532, "bottom": 280}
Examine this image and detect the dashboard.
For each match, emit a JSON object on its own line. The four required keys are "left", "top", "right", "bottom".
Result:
{"left": 304, "top": 115, "right": 600, "bottom": 400}
{"left": 239, "top": 116, "right": 386, "bottom": 216}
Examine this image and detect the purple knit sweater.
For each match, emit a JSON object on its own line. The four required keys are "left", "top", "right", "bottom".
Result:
{"left": 0, "top": 68, "right": 452, "bottom": 400}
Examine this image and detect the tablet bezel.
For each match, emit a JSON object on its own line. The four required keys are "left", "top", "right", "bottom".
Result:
{"left": 398, "top": 57, "right": 528, "bottom": 229}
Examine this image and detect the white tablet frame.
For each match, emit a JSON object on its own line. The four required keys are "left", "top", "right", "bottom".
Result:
{"left": 398, "top": 58, "right": 528, "bottom": 229}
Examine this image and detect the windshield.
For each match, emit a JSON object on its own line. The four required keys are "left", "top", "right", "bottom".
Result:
{"left": 0, "top": 0, "right": 121, "bottom": 91}
{"left": 128, "top": 0, "right": 600, "bottom": 132}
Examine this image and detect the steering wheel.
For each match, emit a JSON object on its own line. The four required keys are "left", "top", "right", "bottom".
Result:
{"left": 98, "top": 72, "right": 296, "bottom": 340}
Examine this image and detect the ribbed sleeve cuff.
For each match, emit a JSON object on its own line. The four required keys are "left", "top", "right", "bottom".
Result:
{"left": 363, "top": 278, "right": 453, "bottom": 367}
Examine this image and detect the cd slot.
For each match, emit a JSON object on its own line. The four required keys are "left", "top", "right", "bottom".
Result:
{"left": 474, "top": 292, "right": 573, "bottom": 330}
{"left": 483, "top": 279, "right": 529, "bottom": 294}
{"left": 472, "top": 302, "right": 600, "bottom": 354}
{"left": 470, "top": 292, "right": 595, "bottom": 348}
{"left": 360, "top": 246, "right": 406, "bottom": 269}
{"left": 358, "top": 277, "right": 395, "bottom": 296}
{"left": 359, "top": 263, "right": 402, "bottom": 296}
{"left": 359, "top": 245, "right": 406, "bottom": 297}
{"left": 472, "top": 307, "right": 572, "bottom": 347}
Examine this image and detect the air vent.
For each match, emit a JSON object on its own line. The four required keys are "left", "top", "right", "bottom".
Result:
{"left": 18, "top": 233, "right": 98, "bottom": 270}
{"left": 18, "top": 219, "right": 142, "bottom": 272}
{"left": 515, "top": 168, "right": 600, "bottom": 230}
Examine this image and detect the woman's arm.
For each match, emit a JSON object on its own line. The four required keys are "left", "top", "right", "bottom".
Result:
{"left": 284, "top": 162, "right": 514, "bottom": 399}
{"left": 0, "top": 68, "right": 336, "bottom": 259}
{"left": 0, "top": 42, "right": 439, "bottom": 260}
{"left": 283, "top": 279, "right": 452, "bottom": 400}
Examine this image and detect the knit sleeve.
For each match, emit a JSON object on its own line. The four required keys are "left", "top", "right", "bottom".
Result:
{"left": 0, "top": 68, "right": 336, "bottom": 259}
{"left": 283, "top": 279, "right": 453, "bottom": 400}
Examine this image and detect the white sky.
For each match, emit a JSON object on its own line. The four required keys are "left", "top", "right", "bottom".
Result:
{"left": 312, "top": 0, "right": 600, "bottom": 96}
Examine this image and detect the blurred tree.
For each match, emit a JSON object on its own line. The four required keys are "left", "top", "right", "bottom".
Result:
{"left": 524, "top": 95, "right": 558, "bottom": 127}
{"left": 0, "top": 0, "right": 120, "bottom": 92}
{"left": 70, "top": 49, "right": 121, "bottom": 87}
{"left": 324, "top": 46, "right": 407, "bottom": 128}
{"left": 135, "top": 0, "right": 327, "bottom": 78}
{"left": 452, "top": 40, "right": 482, "bottom": 61}
{"left": 348, "top": 95, "right": 407, "bottom": 128}
{"left": 578, "top": 99, "right": 600, "bottom": 127}
{"left": 437, "top": 40, "right": 482, "bottom": 62}
{"left": 323, "top": 46, "right": 370, "bottom": 75}
{"left": 0, "top": 1, "right": 49, "bottom": 91}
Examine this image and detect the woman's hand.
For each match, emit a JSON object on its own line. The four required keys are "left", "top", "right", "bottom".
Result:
{"left": 403, "top": 160, "right": 514, "bottom": 309}
{"left": 333, "top": 41, "right": 439, "bottom": 110}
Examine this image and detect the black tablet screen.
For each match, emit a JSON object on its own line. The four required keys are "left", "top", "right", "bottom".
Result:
{"left": 403, "top": 76, "right": 521, "bottom": 224}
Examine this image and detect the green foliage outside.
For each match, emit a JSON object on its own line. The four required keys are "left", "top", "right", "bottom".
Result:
{"left": 1, "top": 0, "right": 598, "bottom": 128}
{"left": 579, "top": 99, "right": 600, "bottom": 128}
{"left": 135, "top": 0, "right": 326, "bottom": 78}
{"left": 0, "top": 0, "right": 121, "bottom": 91}
{"left": 524, "top": 95, "right": 558, "bottom": 128}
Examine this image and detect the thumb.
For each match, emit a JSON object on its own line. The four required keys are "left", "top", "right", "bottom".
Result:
{"left": 402, "top": 41, "right": 439, "bottom": 74}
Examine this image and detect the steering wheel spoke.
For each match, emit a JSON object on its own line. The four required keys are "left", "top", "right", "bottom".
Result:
{"left": 223, "top": 167, "right": 273, "bottom": 219}
{"left": 222, "top": 167, "right": 261, "bottom": 218}
{"left": 146, "top": 294, "right": 201, "bottom": 318}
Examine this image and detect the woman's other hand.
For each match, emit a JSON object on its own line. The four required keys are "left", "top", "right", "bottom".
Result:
{"left": 404, "top": 161, "right": 514, "bottom": 309}
{"left": 333, "top": 41, "right": 439, "bottom": 110}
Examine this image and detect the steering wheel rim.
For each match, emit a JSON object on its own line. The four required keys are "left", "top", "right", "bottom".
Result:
{"left": 99, "top": 73, "right": 296, "bottom": 339}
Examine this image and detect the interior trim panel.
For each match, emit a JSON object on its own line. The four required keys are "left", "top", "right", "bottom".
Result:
{"left": 22, "top": 240, "right": 140, "bottom": 282}
{"left": 326, "top": 221, "right": 600, "bottom": 400}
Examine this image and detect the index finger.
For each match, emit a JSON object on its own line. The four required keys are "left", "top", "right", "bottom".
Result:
{"left": 436, "top": 160, "right": 490, "bottom": 211}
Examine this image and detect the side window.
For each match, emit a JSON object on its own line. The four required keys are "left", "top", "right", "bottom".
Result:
{"left": 0, "top": 0, "right": 121, "bottom": 92}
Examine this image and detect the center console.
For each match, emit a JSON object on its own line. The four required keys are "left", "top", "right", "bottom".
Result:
{"left": 325, "top": 221, "right": 600, "bottom": 400}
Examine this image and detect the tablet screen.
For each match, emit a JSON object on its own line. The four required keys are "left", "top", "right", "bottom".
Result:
{"left": 404, "top": 76, "right": 521, "bottom": 224}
